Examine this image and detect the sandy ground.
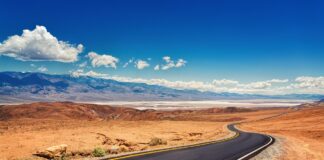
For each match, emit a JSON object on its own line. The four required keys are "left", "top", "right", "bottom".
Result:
{"left": 0, "top": 103, "right": 287, "bottom": 160}
{"left": 0, "top": 120, "right": 229, "bottom": 160}
{"left": 241, "top": 104, "right": 324, "bottom": 160}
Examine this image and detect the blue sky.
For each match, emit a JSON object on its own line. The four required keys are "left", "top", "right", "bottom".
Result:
{"left": 0, "top": 0, "right": 324, "bottom": 94}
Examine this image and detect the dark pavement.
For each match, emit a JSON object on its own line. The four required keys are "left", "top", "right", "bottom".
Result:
{"left": 109, "top": 124, "right": 273, "bottom": 160}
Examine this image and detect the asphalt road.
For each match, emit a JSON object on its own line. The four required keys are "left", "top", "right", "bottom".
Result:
{"left": 109, "top": 124, "right": 274, "bottom": 160}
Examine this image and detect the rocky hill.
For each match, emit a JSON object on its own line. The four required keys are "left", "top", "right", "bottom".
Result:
{"left": 0, "top": 102, "right": 255, "bottom": 121}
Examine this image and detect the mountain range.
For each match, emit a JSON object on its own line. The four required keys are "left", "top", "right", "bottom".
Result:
{"left": 0, "top": 71, "right": 323, "bottom": 103}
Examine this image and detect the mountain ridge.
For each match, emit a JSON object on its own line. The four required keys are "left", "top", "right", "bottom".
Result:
{"left": 0, "top": 71, "right": 323, "bottom": 103}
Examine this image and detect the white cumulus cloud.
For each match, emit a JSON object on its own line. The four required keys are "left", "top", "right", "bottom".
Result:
{"left": 292, "top": 76, "right": 324, "bottom": 88}
{"left": 268, "top": 79, "right": 289, "bottom": 83}
{"left": 245, "top": 81, "right": 272, "bottom": 89}
{"left": 160, "top": 56, "right": 187, "bottom": 70}
{"left": 211, "top": 78, "right": 291, "bottom": 93}
{"left": 0, "top": 25, "right": 83, "bottom": 62}
{"left": 78, "top": 61, "right": 87, "bottom": 68}
{"left": 69, "top": 70, "right": 324, "bottom": 95}
{"left": 123, "top": 58, "right": 134, "bottom": 68}
{"left": 163, "top": 56, "right": 171, "bottom": 63}
{"left": 135, "top": 60, "right": 150, "bottom": 70}
{"left": 37, "top": 66, "right": 48, "bottom": 72}
{"left": 212, "top": 79, "right": 239, "bottom": 86}
{"left": 239, "top": 79, "right": 288, "bottom": 89}
{"left": 87, "top": 51, "right": 119, "bottom": 68}
{"left": 70, "top": 69, "right": 109, "bottom": 78}
{"left": 175, "top": 59, "right": 186, "bottom": 67}
{"left": 154, "top": 65, "right": 160, "bottom": 71}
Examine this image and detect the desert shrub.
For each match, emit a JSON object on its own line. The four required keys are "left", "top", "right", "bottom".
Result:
{"left": 92, "top": 147, "right": 106, "bottom": 157}
{"left": 54, "top": 155, "right": 69, "bottom": 160}
{"left": 148, "top": 137, "right": 167, "bottom": 146}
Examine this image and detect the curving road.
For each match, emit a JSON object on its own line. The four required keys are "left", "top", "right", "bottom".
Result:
{"left": 108, "top": 124, "right": 274, "bottom": 160}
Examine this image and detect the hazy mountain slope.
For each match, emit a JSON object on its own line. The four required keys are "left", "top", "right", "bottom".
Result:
{"left": 0, "top": 71, "right": 323, "bottom": 103}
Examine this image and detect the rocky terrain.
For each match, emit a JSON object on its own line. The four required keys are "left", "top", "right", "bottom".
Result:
{"left": 2, "top": 101, "right": 323, "bottom": 160}
{"left": 241, "top": 101, "right": 324, "bottom": 159}
{"left": 0, "top": 102, "right": 253, "bottom": 121}
{"left": 0, "top": 102, "right": 285, "bottom": 159}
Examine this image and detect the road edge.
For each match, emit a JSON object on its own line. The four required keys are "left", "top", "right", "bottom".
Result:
{"left": 95, "top": 124, "right": 239, "bottom": 160}
{"left": 95, "top": 123, "right": 276, "bottom": 160}
{"left": 237, "top": 135, "right": 275, "bottom": 160}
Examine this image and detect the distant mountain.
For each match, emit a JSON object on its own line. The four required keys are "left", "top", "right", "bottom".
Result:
{"left": 0, "top": 71, "right": 323, "bottom": 103}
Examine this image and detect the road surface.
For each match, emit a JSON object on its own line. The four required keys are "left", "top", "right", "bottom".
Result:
{"left": 108, "top": 124, "right": 274, "bottom": 160}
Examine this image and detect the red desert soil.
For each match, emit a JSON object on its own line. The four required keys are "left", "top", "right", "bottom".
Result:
{"left": 241, "top": 101, "right": 324, "bottom": 160}
{"left": 0, "top": 102, "right": 252, "bottom": 121}
{"left": 0, "top": 102, "right": 288, "bottom": 159}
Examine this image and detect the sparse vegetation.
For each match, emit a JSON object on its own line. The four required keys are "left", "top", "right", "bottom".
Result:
{"left": 54, "top": 154, "right": 69, "bottom": 160}
{"left": 92, "top": 147, "right": 106, "bottom": 157}
{"left": 0, "top": 101, "right": 268, "bottom": 159}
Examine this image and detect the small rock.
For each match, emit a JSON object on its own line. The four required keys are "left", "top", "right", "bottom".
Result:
{"left": 108, "top": 145, "right": 120, "bottom": 154}
{"left": 188, "top": 132, "right": 203, "bottom": 136}
{"left": 148, "top": 137, "right": 167, "bottom": 146}
{"left": 35, "top": 144, "right": 68, "bottom": 158}
{"left": 123, "top": 141, "right": 136, "bottom": 147}
{"left": 119, "top": 145, "right": 129, "bottom": 152}
{"left": 114, "top": 138, "right": 136, "bottom": 147}
{"left": 70, "top": 149, "right": 91, "bottom": 156}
